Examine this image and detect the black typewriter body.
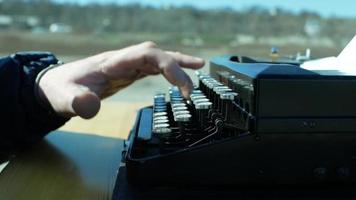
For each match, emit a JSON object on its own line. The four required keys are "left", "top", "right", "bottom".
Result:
{"left": 123, "top": 55, "right": 356, "bottom": 187}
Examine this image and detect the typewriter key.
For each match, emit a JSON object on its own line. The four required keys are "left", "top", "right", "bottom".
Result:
{"left": 195, "top": 102, "right": 212, "bottom": 128}
{"left": 154, "top": 105, "right": 167, "bottom": 109}
{"left": 191, "top": 90, "right": 203, "bottom": 94}
{"left": 215, "top": 88, "right": 232, "bottom": 94}
{"left": 171, "top": 103, "right": 186, "bottom": 108}
{"left": 154, "top": 100, "right": 166, "bottom": 105}
{"left": 154, "top": 107, "right": 167, "bottom": 112}
{"left": 154, "top": 93, "right": 165, "bottom": 98}
{"left": 196, "top": 102, "right": 212, "bottom": 109}
{"left": 171, "top": 97, "right": 184, "bottom": 102}
{"left": 154, "top": 116, "right": 168, "bottom": 121}
{"left": 190, "top": 95, "right": 206, "bottom": 101}
{"left": 153, "top": 127, "right": 172, "bottom": 134}
{"left": 153, "top": 112, "right": 167, "bottom": 117}
{"left": 220, "top": 92, "right": 238, "bottom": 100}
{"left": 175, "top": 114, "right": 192, "bottom": 122}
{"left": 213, "top": 86, "right": 229, "bottom": 92}
{"left": 154, "top": 119, "right": 169, "bottom": 124}
{"left": 219, "top": 92, "right": 238, "bottom": 121}
{"left": 172, "top": 106, "right": 188, "bottom": 112}
{"left": 173, "top": 110, "right": 190, "bottom": 116}
{"left": 153, "top": 123, "right": 170, "bottom": 129}
{"left": 155, "top": 109, "right": 167, "bottom": 113}
{"left": 193, "top": 98, "right": 209, "bottom": 104}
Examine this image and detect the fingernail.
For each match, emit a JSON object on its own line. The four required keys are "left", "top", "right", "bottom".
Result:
{"left": 194, "top": 57, "right": 204, "bottom": 62}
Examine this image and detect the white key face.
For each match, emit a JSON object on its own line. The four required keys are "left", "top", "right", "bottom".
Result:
{"left": 154, "top": 116, "right": 168, "bottom": 121}
{"left": 191, "top": 90, "right": 203, "bottom": 94}
{"left": 216, "top": 88, "right": 232, "bottom": 94}
{"left": 154, "top": 119, "right": 169, "bottom": 124}
{"left": 213, "top": 86, "right": 229, "bottom": 92}
{"left": 172, "top": 106, "right": 187, "bottom": 111}
{"left": 171, "top": 103, "right": 186, "bottom": 108}
{"left": 193, "top": 98, "right": 209, "bottom": 104}
{"left": 173, "top": 110, "right": 190, "bottom": 116}
{"left": 153, "top": 128, "right": 171, "bottom": 134}
{"left": 175, "top": 114, "right": 192, "bottom": 122}
{"left": 196, "top": 102, "right": 213, "bottom": 109}
{"left": 191, "top": 95, "right": 206, "bottom": 100}
{"left": 153, "top": 112, "right": 167, "bottom": 117}
{"left": 154, "top": 123, "right": 170, "bottom": 129}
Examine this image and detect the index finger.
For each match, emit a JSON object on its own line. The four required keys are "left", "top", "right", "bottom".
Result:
{"left": 143, "top": 49, "right": 196, "bottom": 98}
{"left": 165, "top": 51, "right": 205, "bottom": 69}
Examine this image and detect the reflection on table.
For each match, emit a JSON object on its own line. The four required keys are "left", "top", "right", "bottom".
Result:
{"left": 0, "top": 131, "right": 123, "bottom": 200}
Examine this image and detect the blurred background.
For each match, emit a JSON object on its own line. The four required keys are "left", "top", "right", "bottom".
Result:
{"left": 1, "top": 0, "right": 355, "bottom": 135}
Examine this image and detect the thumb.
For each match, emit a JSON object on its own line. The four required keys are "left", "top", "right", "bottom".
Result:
{"left": 71, "top": 85, "right": 101, "bottom": 119}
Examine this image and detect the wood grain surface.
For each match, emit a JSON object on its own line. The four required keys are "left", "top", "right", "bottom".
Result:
{"left": 0, "top": 102, "right": 148, "bottom": 200}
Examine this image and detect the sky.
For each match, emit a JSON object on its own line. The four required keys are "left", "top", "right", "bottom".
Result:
{"left": 53, "top": 0, "right": 356, "bottom": 18}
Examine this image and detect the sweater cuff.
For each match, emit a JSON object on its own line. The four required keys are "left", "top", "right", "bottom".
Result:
{"left": 13, "top": 52, "right": 70, "bottom": 142}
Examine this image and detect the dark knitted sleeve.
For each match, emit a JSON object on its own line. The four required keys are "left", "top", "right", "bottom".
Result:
{"left": 0, "top": 52, "right": 69, "bottom": 152}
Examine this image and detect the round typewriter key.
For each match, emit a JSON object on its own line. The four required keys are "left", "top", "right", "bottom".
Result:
{"left": 154, "top": 97, "right": 165, "bottom": 100}
{"left": 193, "top": 98, "right": 209, "bottom": 103}
{"left": 171, "top": 103, "right": 186, "bottom": 108}
{"left": 191, "top": 90, "right": 203, "bottom": 94}
{"left": 153, "top": 112, "right": 167, "bottom": 117}
{"left": 198, "top": 76, "right": 211, "bottom": 81}
{"left": 154, "top": 106, "right": 166, "bottom": 110}
{"left": 173, "top": 110, "right": 190, "bottom": 116}
{"left": 190, "top": 96, "right": 206, "bottom": 101}
{"left": 154, "top": 119, "right": 169, "bottom": 124}
{"left": 154, "top": 116, "right": 168, "bottom": 121}
{"left": 154, "top": 105, "right": 167, "bottom": 109}
{"left": 175, "top": 114, "right": 192, "bottom": 122}
{"left": 154, "top": 100, "right": 165, "bottom": 105}
{"left": 153, "top": 123, "right": 170, "bottom": 129}
{"left": 171, "top": 101, "right": 183, "bottom": 105}
{"left": 153, "top": 127, "right": 172, "bottom": 134}
{"left": 220, "top": 92, "right": 238, "bottom": 100}
{"left": 154, "top": 104, "right": 167, "bottom": 109}
{"left": 203, "top": 79, "right": 217, "bottom": 84}
{"left": 215, "top": 88, "right": 232, "bottom": 94}
{"left": 171, "top": 97, "right": 184, "bottom": 102}
{"left": 191, "top": 95, "right": 206, "bottom": 101}
{"left": 196, "top": 102, "right": 212, "bottom": 109}
{"left": 170, "top": 92, "right": 182, "bottom": 96}
{"left": 154, "top": 109, "right": 167, "bottom": 113}
{"left": 154, "top": 97, "right": 165, "bottom": 101}
{"left": 154, "top": 107, "right": 167, "bottom": 112}
{"left": 190, "top": 93, "right": 204, "bottom": 97}
{"left": 172, "top": 106, "right": 187, "bottom": 112}
{"left": 213, "top": 86, "right": 229, "bottom": 92}
{"left": 208, "top": 83, "right": 222, "bottom": 89}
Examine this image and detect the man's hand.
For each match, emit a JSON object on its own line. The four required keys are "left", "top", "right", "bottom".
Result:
{"left": 38, "top": 41, "right": 205, "bottom": 119}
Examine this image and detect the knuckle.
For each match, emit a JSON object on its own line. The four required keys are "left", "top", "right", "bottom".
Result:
{"left": 174, "top": 51, "right": 182, "bottom": 57}
{"left": 141, "top": 41, "right": 157, "bottom": 49}
{"left": 161, "top": 58, "right": 176, "bottom": 72}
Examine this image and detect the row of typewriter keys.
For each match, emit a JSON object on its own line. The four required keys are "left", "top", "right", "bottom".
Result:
{"left": 152, "top": 87, "right": 195, "bottom": 138}
{"left": 169, "top": 86, "right": 192, "bottom": 123}
{"left": 196, "top": 72, "right": 238, "bottom": 123}
{"left": 152, "top": 93, "right": 171, "bottom": 135}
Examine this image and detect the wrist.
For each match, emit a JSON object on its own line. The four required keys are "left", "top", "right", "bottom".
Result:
{"left": 34, "top": 62, "right": 63, "bottom": 114}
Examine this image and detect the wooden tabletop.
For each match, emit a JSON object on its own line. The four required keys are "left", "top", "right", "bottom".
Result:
{"left": 0, "top": 101, "right": 148, "bottom": 200}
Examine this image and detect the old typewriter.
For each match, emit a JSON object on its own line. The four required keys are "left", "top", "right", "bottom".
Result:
{"left": 122, "top": 55, "right": 356, "bottom": 187}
